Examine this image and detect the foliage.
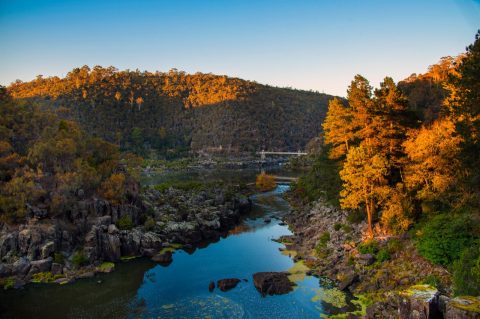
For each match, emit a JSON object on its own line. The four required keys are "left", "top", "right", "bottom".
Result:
{"left": 8, "top": 67, "right": 333, "bottom": 155}
{"left": 0, "top": 90, "right": 138, "bottom": 224}
{"left": 31, "top": 272, "right": 64, "bottom": 283}
{"left": 71, "top": 250, "right": 88, "bottom": 268}
{"left": 315, "top": 232, "right": 331, "bottom": 258}
{"left": 292, "top": 146, "right": 342, "bottom": 205}
{"left": 0, "top": 277, "right": 15, "bottom": 290}
{"left": 380, "top": 187, "right": 415, "bottom": 235}
{"left": 255, "top": 173, "right": 276, "bottom": 192}
{"left": 340, "top": 146, "right": 390, "bottom": 237}
{"left": 153, "top": 180, "right": 208, "bottom": 192}
{"left": 422, "top": 275, "right": 442, "bottom": 289}
{"left": 358, "top": 240, "right": 379, "bottom": 255}
{"left": 416, "top": 214, "right": 474, "bottom": 266}
{"left": 452, "top": 242, "right": 480, "bottom": 296}
{"left": 144, "top": 216, "right": 156, "bottom": 231}
{"left": 117, "top": 215, "right": 134, "bottom": 230}
{"left": 376, "top": 248, "right": 391, "bottom": 262}
{"left": 54, "top": 253, "right": 65, "bottom": 264}
{"left": 403, "top": 118, "right": 464, "bottom": 202}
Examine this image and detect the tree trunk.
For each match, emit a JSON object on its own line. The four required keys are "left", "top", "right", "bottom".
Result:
{"left": 366, "top": 200, "right": 374, "bottom": 238}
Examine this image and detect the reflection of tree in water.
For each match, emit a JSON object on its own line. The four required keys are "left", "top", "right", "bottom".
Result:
{"left": 0, "top": 258, "right": 156, "bottom": 319}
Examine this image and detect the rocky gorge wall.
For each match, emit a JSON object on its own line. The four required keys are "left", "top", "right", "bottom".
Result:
{"left": 0, "top": 186, "right": 252, "bottom": 288}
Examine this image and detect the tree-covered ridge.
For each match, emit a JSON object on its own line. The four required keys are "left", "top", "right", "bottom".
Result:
{"left": 398, "top": 55, "right": 464, "bottom": 123}
{"left": 0, "top": 88, "right": 137, "bottom": 224}
{"left": 8, "top": 67, "right": 334, "bottom": 155}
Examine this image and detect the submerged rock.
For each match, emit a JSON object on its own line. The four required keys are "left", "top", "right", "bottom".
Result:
{"left": 208, "top": 281, "right": 215, "bottom": 292}
{"left": 253, "top": 272, "right": 295, "bottom": 297}
{"left": 151, "top": 251, "right": 173, "bottom": 266}
{"left": 217, "top": 278, "right": 240, "bottom": 292}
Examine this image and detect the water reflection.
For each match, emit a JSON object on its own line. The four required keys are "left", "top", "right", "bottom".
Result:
{"left": 0, "top": 184, "right": 354, "bottom": 319}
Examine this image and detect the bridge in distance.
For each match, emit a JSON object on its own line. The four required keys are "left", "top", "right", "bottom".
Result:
{"left": 257, "top": 150, "right": 308, "bottom": 183}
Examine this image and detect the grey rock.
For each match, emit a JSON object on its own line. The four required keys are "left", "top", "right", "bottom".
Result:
{"left": 41, "top": 241, "right": 55, "bottom": 259}
{"left": 51, "top": 263, "right": 63, "bottom": 275}
{"left": 445, "top": 296, "right": 480, "bottom": 319}
{"left": 28, "top": 257, "right": 53, "bottom": 275}
{"left": 12, "top": 257, "right": 31, "bottom": 276}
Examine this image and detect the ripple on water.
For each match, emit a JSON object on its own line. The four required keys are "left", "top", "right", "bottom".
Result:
{"left": 150, "top": 295, "right": 245, "bottom": 319}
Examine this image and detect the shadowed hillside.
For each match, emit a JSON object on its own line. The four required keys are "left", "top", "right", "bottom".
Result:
{"left": 9, "top": 67, "right": 334, "bottom": 156}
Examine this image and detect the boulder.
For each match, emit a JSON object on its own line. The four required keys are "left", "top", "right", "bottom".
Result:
{"left": 217, "top": 278, "right": 241, "bottom": 292}
{"left": 445, "top": 296, "right": 480, "bottom": 319}
{"left": 253, "top": 272, "right": 295, "bottom": 297}
{"left": 338, "top": 272, "right": 359, "bottom": 291}
{"left": 28, "top": 257, "right": 53, "bottom": 276}
{"left": 12, "top": 257, "right": 31, "bottom": 276}
{"left": 151, "top": 251, "right": 173, "bottom": 266}
{"left": 398, "top": 285, "right": 441, "bottom": 319}
{"left": 356, "top": 253, "right": 375, "bottom": 266}
{"left": 51, "top": 263, "right": 63, "bottom": 275}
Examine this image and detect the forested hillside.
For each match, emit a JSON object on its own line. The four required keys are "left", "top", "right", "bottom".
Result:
{"left": 293, "top": 32, "right": 480, "bottom": 297}
{"left": 8, "top": 69, "right": 333, "bottom": 156}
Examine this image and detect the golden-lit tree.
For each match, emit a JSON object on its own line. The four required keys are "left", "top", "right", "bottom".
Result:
{"left": 340, "top": 145, "right": 390, "bottom": 238}
{"left": 255, "top": 173, "right": 276, "bottom": 192}
{"left": 403, "top": 118, "right": 464, "bottom": 201}
{"left": 322, "top": 98, "right": 356, "bottom": 160}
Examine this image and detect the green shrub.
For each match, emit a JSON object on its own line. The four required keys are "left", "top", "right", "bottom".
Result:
{"left": 319, "top": 231, "right": 331, "bottom": 244}
{"left": 416, "top": 214, "right": 473, "bottom": 266}
{"left": 341, "top": 224, "right": 353, "bottom": 233}
{"left": 292, "top": 149, "right": 342, "bottom": 205}
{"left": 334, "top": 223, "right": 342, "bottom": 231}
{"left": 144, "top": 217, "right": 156, "bottom": 231}
{"left": 315, "top": 232, "right": 331, "bottom": 258}
{"left": 387, "top": 238, "right": 402, "bottom": 255}
{"left": 422, "top": 274, "right": 442, "bottom": 288}
{"left": 117, "top": 215, "right": 134, "bottom": 230}
{"left": 54, "top": 253, "right": 65, "bottom": 264}
{"left": 31, "top": 272, "right": 63, "bottom": 283}
{"left": 0, "top": 277, "right": 15, "bottom": 290}
{"left": 376, "top": 248, "right": 391, "bottom": 262}
{"left": 72, "top": 250, "right": 88, "bottom": 268}
{"left": 358, "top": 240, "right": 379, "bottom": 255}
{"left": 452, "top": 243, "right": 480, "bottom": 296}
{"left": 347, "top": 210, "right": 364, "bottom": 224}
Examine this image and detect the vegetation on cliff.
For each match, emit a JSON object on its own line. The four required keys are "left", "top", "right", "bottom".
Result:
{"left": 293, "top": 32, "right": 480, "bottom": 297}
{"left": 0, "top": 88, "right": 138, "bottom": 224}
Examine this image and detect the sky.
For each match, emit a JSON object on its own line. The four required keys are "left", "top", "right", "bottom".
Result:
{"left": 0, "top": 0, "right": 479, "bottom": 96}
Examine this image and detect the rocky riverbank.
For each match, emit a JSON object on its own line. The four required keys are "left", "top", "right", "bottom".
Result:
{"left": 0, "top": 184, "right": 252, "bottom": 289}
{"left": 283, "top": 197, "right": 480, "bottom": 318}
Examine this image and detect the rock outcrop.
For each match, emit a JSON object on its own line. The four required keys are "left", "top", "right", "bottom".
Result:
{"left": 0, "top": 185, "right": 252, "bottom": 287}
{"left": 253, "top": 272, "right": 295, "bottom": 297}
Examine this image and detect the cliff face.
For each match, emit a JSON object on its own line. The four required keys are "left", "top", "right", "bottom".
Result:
{"left": 0, "top": 186, "right": 252, "bottom": 287}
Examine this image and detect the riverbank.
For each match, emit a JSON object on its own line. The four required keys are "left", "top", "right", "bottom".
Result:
{"left": 0, "top": 183, "right": 252, "bottom": 290}
{"left": 283, "top": 194, "right": 480, "bottom": 318}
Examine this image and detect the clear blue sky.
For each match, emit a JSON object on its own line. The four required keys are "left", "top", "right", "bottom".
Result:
{"left": 1, "top": 0, "right": 479, "bottom": 96}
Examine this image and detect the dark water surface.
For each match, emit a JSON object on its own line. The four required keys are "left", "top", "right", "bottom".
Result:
{"left": 0, "top": 172, "right": 354, "bottom": 319}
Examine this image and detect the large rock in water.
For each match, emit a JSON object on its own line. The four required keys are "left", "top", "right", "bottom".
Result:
{"left": 253, "top": 272, "right": 295, "bottom": 297}
{"left": 398, "top": 285, "right": 441, "bottom": 319}
{"left": 445, "top": 296, "right": 480, "bottom": 319}
{"left": 217, "top": 278, "right": 241, "bottom": 292}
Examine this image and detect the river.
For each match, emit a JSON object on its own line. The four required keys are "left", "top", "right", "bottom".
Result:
{"left": 0, "top": 169, "right": 355, "bottom": 319}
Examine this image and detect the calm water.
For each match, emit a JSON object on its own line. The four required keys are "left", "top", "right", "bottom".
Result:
{"left": 0, "top": 172, "right": 355, "bottom": 319}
